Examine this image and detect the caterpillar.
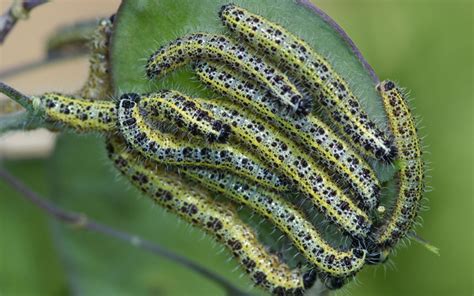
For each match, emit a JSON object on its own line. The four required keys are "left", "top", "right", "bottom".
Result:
{"left": 373, "top": 80, "right": 424, "bottom": 249}
{"left": 219, "top": 4, "right": 396, "bottom": 162}
{"left": 79, "top": 17, "right": 114, "bottom": 100}
{"left": 138, "top": 90, "right": 231, "bottom": 143}
{"left": 181, "top": 167, "right": 366, "bottom": 278}
{"left": 30, "top": 93, "right": 116, "bottom": 132}
{"left": 105, "top": 136, "right": 312, "bottom": 295}
{"left": 198, "top": 99, "right": 372, "bottom": 238}
{"left": 194, "top": 61, "right": 380, "bottom": 210}
{"left": 117, "top": 94, "right": 288, "bottom": 191}
{"left": 145, "top": 33, "right": 311, "bottom": 115}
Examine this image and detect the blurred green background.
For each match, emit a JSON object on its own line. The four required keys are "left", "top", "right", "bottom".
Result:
{"left": 0, "top": 0, "right": 472, "bottom": 296}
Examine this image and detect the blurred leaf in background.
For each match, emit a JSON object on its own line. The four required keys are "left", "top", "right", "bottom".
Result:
{"left": 0, "top": 0, "right": 472, "bottom": 296}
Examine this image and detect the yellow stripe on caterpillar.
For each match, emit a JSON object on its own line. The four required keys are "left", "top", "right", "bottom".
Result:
{"left": 117, "top": 93, "right": 288, "bottom": 191}
{"left": 106, "top": 136, "right": 311, "bottom": 295}
{"left": 219, "top": 4, "right": 396, "bottom": 162}
{"left": 146, "top": 33, "right": 310, "bottom": 115}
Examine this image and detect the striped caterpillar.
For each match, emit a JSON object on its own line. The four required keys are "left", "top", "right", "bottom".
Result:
{"left": 373, "top": 81, "right": 425, "bottom": 250}
{"left": 106, "top": 136, "right": 312, "bottom": 295}
{"left": 145, "top": 33, "right": 311, "bottom": 115}
{"left": 193, "top": 61, "right": 380, "bottom": 210}
{"left": 30, "top": 93, "right": 116, "bottom": 132}
{"left": 117, "top": 94, "right": 288, "bottom": 191}
{"left": 219, "top": 4, "right": 396, "bottom": 162}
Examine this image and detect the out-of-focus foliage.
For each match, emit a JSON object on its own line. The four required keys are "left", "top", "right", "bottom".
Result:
{"left": 0, "top": 1, "right": 472, "bottom": 296}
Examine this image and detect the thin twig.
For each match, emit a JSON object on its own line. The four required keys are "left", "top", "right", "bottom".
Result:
{"left": 0, "top": 0, "right": 49, "bottom": 44}
{"left": 0, "top": 110, "right": 30, "bottom": 133}
{"left": 0, "top": 167, "right": 250, "bottom": 296}
{"left": 0, "top": 81, "right": 33, "bottom": 111}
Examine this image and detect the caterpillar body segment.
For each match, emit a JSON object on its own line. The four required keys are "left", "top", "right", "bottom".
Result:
{"left": 194, "top": 61, "right": 380, "bottom": 210}
{"left": 146, "top": 33, "right": 310, "bottom": 115}
{"left": 198, "top": 99, "right": 372, "bottom": 238}
{"left": 138, "top": 90, "right": 231, "bottom": 143}
{"left": 219, "top": 4, "right": 396, "bottom": 162}
{"left": 106, "top": 136, "right": 309, "bottom": 295}
{"left": 374, "top": 81, "right": 424, "bottom": 249}
{"left": 181, "top": 167, "right": 366, "bottom": 277}
{"left": 116, "top": 94, "right": 288, "bottom": 191}
{"left": 30, "top": 93, "right": 116, "bottom": 132}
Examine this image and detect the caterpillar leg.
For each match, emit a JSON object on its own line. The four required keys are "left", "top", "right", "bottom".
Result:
{"left": 106, "top": 136, "right": 311, "bottom": 295}
{"left": 219, "top": 4, "right": 396, "bottom": 162}
{"left": 194, "top": 61, "right": 380, "bottom": 210}
{"left": 181, "top": 167, "right": 366, "bottom": 278}
{"left": 117, "top": 94, "right": 288, "bottom": 191}
{"left": 372, "top": 81, "right": 424, "bottom": 252}
{"left": 198, "top": 99, "right": 372, "bottom": 238}
{"left": 145, "top": 33, "right": 310, "bottom": 115}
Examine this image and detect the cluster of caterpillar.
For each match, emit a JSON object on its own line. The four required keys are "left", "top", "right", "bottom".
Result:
{"left": 0, "top": 4, "right": 426, "bottom": 295}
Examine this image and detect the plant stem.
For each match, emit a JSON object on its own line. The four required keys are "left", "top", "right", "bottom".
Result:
{"left": 0, "top": 167, "right": 251, "bottom": 296}
{"left": 0, "top": 0, "right": 49, "bottom": 44}
{"left": 0, "top": 81, "right": 33, "bottom": 112}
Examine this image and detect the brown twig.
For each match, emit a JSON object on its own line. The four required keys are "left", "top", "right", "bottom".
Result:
{"left": 0, "top": 167, "right": 250, "bottom": 296}
{"left": 0, "top": 0, "right": 49, "bottom": 44}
